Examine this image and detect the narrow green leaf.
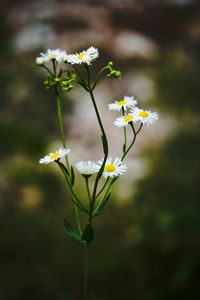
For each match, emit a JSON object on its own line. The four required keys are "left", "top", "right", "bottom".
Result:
{"left": 58, "top": 161, "right": 69, "bottom": 176}
{"left": 101, "top": 135, "right": 108, "bottom": 155}
{"left": 70, "top": 165, "right": 75, "bottom": 186}
{"left": 93, "top": 192, "right": 111, "bottom": 216}
{"left": 82, "top": 223, "right": 94, "bottom": 245}
{"left": 64, "top": 218, "right": 83, "bottom": 243}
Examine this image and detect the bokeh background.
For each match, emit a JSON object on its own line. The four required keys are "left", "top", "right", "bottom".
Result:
{"left": 1, "top": 0, "right": 200, "bottom": 299}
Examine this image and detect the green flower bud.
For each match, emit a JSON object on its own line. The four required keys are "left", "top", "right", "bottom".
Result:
{"left": 114, "top": 70, "right": 121, "bottom": 79}
{"left": 108, "top": 61, "right": 113, "bottom": 67}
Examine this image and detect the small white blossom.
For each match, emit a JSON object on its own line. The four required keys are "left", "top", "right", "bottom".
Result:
{"left": 108, "top": 96, "right": 137, "bottom": 112}
{"left": 75, "top": 160, "right": 99, "bottom": 175}
{"left": 68, "top": 46, "right": 99, "bottom": 65}
{"left": 39, "top": 148, "right": 70, "bottom": 164}
{"left": 132, "top": 107, "right": 159, "bottom": 126}
{"left": 38, "top": 49, "right": 68, "bottom": 63}
{"left": 96, "top": 158, "right": 127, "bottom": 178}
{"left": 114, "top": 113, "right": 138, "bottom": 127}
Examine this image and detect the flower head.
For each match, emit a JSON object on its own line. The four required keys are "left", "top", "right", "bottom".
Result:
{"left": 96, "top": 158, "right": 127, "bottom": 178}
{"left": 114, "top": 113, "right": 138, "bottom": 127}
{"left": 39, "top": 148, "right": 70, "bottom": 164}
{"left": 68, "top": 46, "right": 99, "bottom": 65}
{"left": 75, "top": 160, "right": 99, "bottom": 176}
{"left": 132, "top": 107, "right": 159, "bottom": 126}
{"left": 38, "top": 49, "right": 68, "bottom": 63}
{"left": 108, "top": 96, "right": 137, "bottom": 112}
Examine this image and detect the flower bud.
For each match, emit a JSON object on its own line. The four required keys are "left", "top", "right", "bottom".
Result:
{"left": 36, "top": 57, "right": 44, "bottom": 66}
{"left": 114, "top": 71, "right": 121, "bottom": 79}
{"left": 108, "top": 61, "right": 113, "bottom": 67}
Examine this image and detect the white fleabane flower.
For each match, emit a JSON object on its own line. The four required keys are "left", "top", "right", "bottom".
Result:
{"left": 132, "top": 107, "right": 159, "bottom": 126}
{"left": 114, "top": 113, "right": 138, "bottom": 127}
{"left": 108, "top": 96, "right": 137, "bottom": 112}
{"left": 75, "top": 161, "right": 99, "bottom": 175}
{"left": 86, "top": 46, "right": 99, "bottom": 60}
{"left": 39, "top": 148, "right": 70, "bottom": 164}
{"left": 96, "top": 158, "right": 127, "bottom": 178}
{"left": 68, "top": 46, "right": 99, "bottom": 65}
{"left": 39, "top": 49, "right": 67, "bottom": 63}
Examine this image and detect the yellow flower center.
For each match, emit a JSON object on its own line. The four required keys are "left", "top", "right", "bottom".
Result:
{"left": 50, "top": 152, "right": 60, "bottom": 160}
{"left": 53, "top": 53, "right": 58, "bottom": 58}
{"left": 117, "top": 100, "right": 126, "bottom": 106}
{"left": 77, "top": 53, "right": 86, "bottom": 59}
{"left": 124, "top": 115, "right": 133, "bottom": 122}
{"left": 139, "top": 111, "right": 149, "bottom": 118}
{"left": 105, "top": 163, "right": 116, "bottom": 172}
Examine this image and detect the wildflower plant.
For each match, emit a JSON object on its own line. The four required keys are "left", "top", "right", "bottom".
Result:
{"left": 36, "top": 46, "right": 159, "bottom": 299}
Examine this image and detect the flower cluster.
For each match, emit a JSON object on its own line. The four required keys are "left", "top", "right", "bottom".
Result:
{"left": 40, "top": 150, "right": 127, "bottom": 179}
{"left": 109, "top": 96, "right": 159, "bottom": 127}
{"left": 37, "top": 45, "right": 159, "bottom": 247}
{"left": 36, "top": 46, "right": 99, "bottom": 66}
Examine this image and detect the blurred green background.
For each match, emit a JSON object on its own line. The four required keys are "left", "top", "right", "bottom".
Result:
{"left": 1, "top": 0, "right": 200, "bottom": 299}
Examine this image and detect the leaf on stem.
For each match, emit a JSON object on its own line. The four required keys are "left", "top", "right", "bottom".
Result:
{"left": 101, "top": 135, "right": 108, "bottom": 155}
{"left": 82, "top": 223, "right": 94, "bottom": 245}
{"left": 70, "top": 165, "right": 75, "bottom": 186}
{"left": 64, "top": 218, "right": 83, "bottom": 243}
{"left": 93, "top": 192, "right": 111, "bottom": 217}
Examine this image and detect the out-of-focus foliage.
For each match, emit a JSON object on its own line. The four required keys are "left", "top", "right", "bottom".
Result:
{"left": 1, "top": 0, "right": 200, "bottom": 299}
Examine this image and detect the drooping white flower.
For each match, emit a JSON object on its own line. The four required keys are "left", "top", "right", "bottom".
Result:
{"left": 114, "top": 113, "right": 138, "bottom": 127}
{"left": 132, "top": 107, "right": 159, "bottom": 126}
{"left": 108, "top": 96, "right": 137, "bottom": 112}
{"left": 68, "top": 46, "right": 99, "bottom": 65}
{"left": 38, "top": 49, "right": 68, "bottom": 63}
{"left": 75, "top": 160, "right": 99, "bottom": 175}
{"left": 96, "top": 158, "right": 127, "bottom": 178}
{"left": 39, "top": 148, "right": 70, "bottom": 164}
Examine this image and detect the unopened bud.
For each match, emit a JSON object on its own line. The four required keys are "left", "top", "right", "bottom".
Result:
{"left": 114, "top": 71, "right": 121, "bottom": 79}
{"left": 36, "top": 57, "right": 44, "bottom": 66}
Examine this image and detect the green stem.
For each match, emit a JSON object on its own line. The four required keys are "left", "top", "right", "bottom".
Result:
{"left": 123, "top": 126, "right": 127, "bottom": 154}
{"left": 95, "top": 178, "right": 110, "bottom": 199}
{"left": 85, "top": 65, "right": 109, "bottom": 219}
{"left": 42, "top": 65, "right": 54, "bottom": 77}
{"left": 72, "top": 65, "right": 89, "bottom": 90}
{"left": 57, "top": 161, "right": 88, "bottom": 214}
{"left": 55, "top": 86, "right": 70, "bottom": 171}
{"left": 54, "top": 84, "right": 82, "bottom": 234}
{"left": 91, "top": 66, "right": 109, "bottom": 90}
{"left": 121, "top": 123, "right": 143, "bottom": 161}
{"left": 83, "top": 245, "right": 89, "bottom": 300}
{"left": 85, "top": 176, "right": 92, "bottom": 205}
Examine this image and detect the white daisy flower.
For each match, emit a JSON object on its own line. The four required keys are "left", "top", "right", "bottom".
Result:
{"left": 39, "top": 49, "right": 67, "bottom": 63}
{"left": 108, "top": 96, "right": 137, "bottom": 112}
{"left": 86, "top": 46, "right": 99, "bottom": 60}
{"left": 39, "top": 148, "right": 70, "bottom": 164}
{"left": 114, "top": 113, "right": 138, "bottom": 127}
{"left": 132, "top": 107, "right": 159, "bottom": 126}
{"left": 68, "top": 46, "right": 99, "bottom": 65}
{"left": 75, "top": 160, "right": 99, "bottom": 175}
{"left": 96, "top": 158, "right": 127, "bottom": 178}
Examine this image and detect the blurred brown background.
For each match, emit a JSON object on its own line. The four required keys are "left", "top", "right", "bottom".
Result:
{"left": 1, "top": 0, "right": 200, "bottom": 299}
